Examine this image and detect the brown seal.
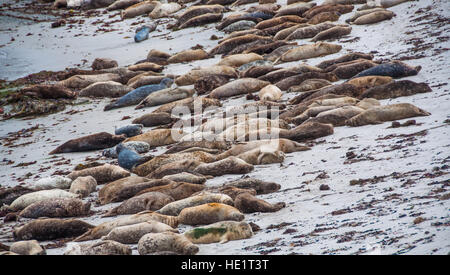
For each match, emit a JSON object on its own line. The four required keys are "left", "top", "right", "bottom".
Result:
{"left": 177, "top": 203, "right": 244, "bottom": 225}
{"left": 193, "top": 156, "right": 254, "bottom": 176}
{"left": 146, "top": 160, "right": 203, "bottom": 179}
{"left": 308, "top": 11, "right": 340, "bottom": 25}
{"left": 67, "top": 164, "right": 130, "bottom": 184}
{"left": 223, "top": 177, "right": 280, "bottom": 194}
{"left": 317, "top": 52, "right": 374, "bottom": 70}
{"left": 359, "top": 80, "right": 432, "bottom": 100}
{"left": 49, "top": 132, "right": 125, "bottom": 154}
{"left": 98, "top": 176, "right": 149, "bottom": 205}
{"left": 258, "top": 65, "right": 323, "bottom": 83}
{"left": 19, "top": 84, "right": 76, "bottom": 99}
{"left": 275, "top": 72, "right": 338, "bottom": 91}
{"left": 303, "top": 4, "right": 354, "bottom": 19}
{"left": 234, "top": 193, "right": 286, "bottom": 213}
{"left": 135, "top": 182, "right": 205, "bottom": 201}
{"left": 138, "top": 232, "right": 199, "bottom": 255}
{"left": 13, "top": 218, "right": 94, "bottom": 241}
{"left": 132, "top": 112, "right": 176, "bottom": 127}
{"left": 194, "top": 74, "right": 232, "bottom": 95}
{"left": 19, "top": 198, "right": 91, "bottom": 219}
{"left": 311, "top": 25, "right": 352, "bottom": 42}
{"left": 280, "top": 121, "right": 334, "bottom": 142}
{"left": 179, "top": 13, "right": 224, "bottom": 29}
{"left": 103, "top": 192, "right": 175, "bottom": 217}
{"left": 209, "top": 78, "right": 270, "bottom": 99}
{"left": 288, "top": 83, "right": 363, "bottom": 104}
{"left": 287, "top": 79, "right": 331, "bottom": 93}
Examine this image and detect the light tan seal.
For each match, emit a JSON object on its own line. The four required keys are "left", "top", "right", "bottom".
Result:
{"left": 277, "top": 42, "right": 342, "bottom": 63}
{"left": 168, "top": 49, "right": 209, "bottom": 63}
{"left": 101, "top": 221, "right": 178, "bottom": 244}
{"left": 10, "top": 240, "right": 45, "bottom": 255}
{"left": 69, "top": 176, "right": 97, "bottom": 198}
{"left": 124, "top": 128, "right": 179, "bottom": 147}
{"left": 209, "top": 78, "right": 270, "bottom": 99}
{"left": 135, "top": 182, "right": 205, "bottom": 201}
{"left": 218, "top": 53, "right": 263, "bottom": 67}
{"left": 8, "top": 189, "right": 79, "bottom": 211}
{"left": 259, "top": 84, "right": 282, "bottom": 101}
{"left": 234, "top": 192, "right": 286, "bottom": 213}
{"left": 19, "top": 198, "right": 90, "bottom": 218}
{"left": 177, "top": 203, "right": 244, "bottom": 225}
{"left": 67, "top": 164, "right": 130, "bottom": 184}
{"left": 103, "top": 191, "right": 174, "bottom": 217}
{"left": 138, "top": 232, "right": 199, "bottom": 255}
{"left": 193, "top": 156, "right": 254, "bottom": 176}
{"left": 175, "top": 65, "right": 237, "bottom": 86}
{"left": 64, "top": 240, "right": 131, "bottom": 255}
{"left": 184, "top": 221, "right": 253, "bottom": 244}
{"left": 237, "top": 147, "right": 285, "bottom": 165}
{"left": 98, "top": 176, "right": 150, "bottom": 205}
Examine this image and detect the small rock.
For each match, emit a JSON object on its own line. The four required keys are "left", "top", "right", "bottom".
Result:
{"left": 319, "top": 184, "right": 330, "bottom": 191}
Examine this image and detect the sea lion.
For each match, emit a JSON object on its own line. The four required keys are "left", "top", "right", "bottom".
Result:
{"left": 304, "top": 4, "right": 354, "bottom": 19}
{"left": 234, "top": 193, "right": 285, "bottom": 213}
{"left": 19, "top": 84, "right": 76, "bottom": 99}
{"left": 13, "top": 218, "right": 94, "bottom": 241}
{"left": 104, "top": 78, "right": 173, "bottom": 111}
{"left": 218, "top": 53, "right": 263, "bottom": 68}
{"left": 275, "top": 72, "right": 338, "bottom": 91}
{"left": 68, "top": 176, "right": 97, "bottom": 198}
{"left": 280, "top": 121, "right": 334, "bottom": 142}
{"left": 353, "top": 61, "right": 422, "bottom": 79}
{"left": 305, "top": 106, "right": 365, "bottom": 126}
{"left": 177, "top": 203, "right": 244, "bottom": 225}
{"left": 167, "top": 49, "right": 209, "bottom": 64}
{"left": 346, "top": 75, "right": 393, "bottom": 90}
{"left": 193, "top": 156, "right": 254, "bottom": 176}
{"left": 124, "top": 129, "right": 178, "bottom": 147}
{"left": 8, "top": 189, "right": 79, "bottom": 211}
{"left": 179, "top": 13, "right": 224, "bottom": 29}
{"left": 194, "top": 74, "right": 231, "bottom": 95}
{"left": 31, "top": 176, "right": 72, "bottom": 191}
{"left": 149, "top": 2, "right": 181, "bottom": 19}
{"left": 184, "top": 221, "right": 253, "bottom": 244}
{"left": 331, "top": 60, "right": 378, "bottom": 79}
{"left": 121, "top": 1, "right": 158, "bottom": 19}
{"left": 352, "top": 10, "right": 395, "bottom": 25}
{"left": 98, "top": 176, "right": 152, "bottom": 205}
{"left": 258, "top": 65, "right": 323, "bottom": 84}
{"left": 276, "top": 42, "right": 342, "bottom": 63}
{"left": 0, "top": 186, "right": 34, "bottom": 207}
{"left": 79, "top": 81, "right": 133, "bottom": 98}
{"left": 175, "top": 65, "right": 237, "bottom": 86}
{"left": 165, "top": 140, "right": 230, "bottom": 154}
{"left": 49, "top": 132, "right": 125, "bottom": 155}
{"left": 19, "top": 198, "right": 90, "bottom": 218}
{"left": 74, "top": 211, "right": 178, "bottom": 241}
{"left": 138, "top": 232, "right": 199, "bottom": 255}
{"left": 285, "top": 22, "right": 336, "bottom": 40}
{"left": 222, "top": 177, "right": 280, "bottom": 194}
{"left": 157, "top": 192, "right": 233, "bottom": 216}
{"left": 162, "top": 172, "right": 208, "bottom": 185}
{"left": 132, "top": 112, "right": 176, "bottom": 127}
{"left": 101, "top": 221, "right": 177, "bottom": 244}
{"left": 345, "top": 103, "right": 431, "bottom": 127}
{"left": 133, "top": 151, "right": 216, "bottom": 177}
{"left": 359, "top": 80, "right": 432, "bottom": 99}
{"left": 9, "top": 240, "right": 45, "bottom": 255}
{"left": 311, "top": 25, "right": 352, "bottom": 42}
{"left": 209, "top": 78, "right": 270, "bottom": 99}
{"left": 308, "top": 11, "right": 340, "bottom": 25}
{"left": 289, "top": 83, "right": 363, "bottom": 104}
{"left": 58, "top": 73, "right": 121, "bottom": 89}
{"left": 147, "top": 160, "right": 203, "bottom": 179}
{"left": 355, "top": 98, "right": 381, "bottom": 110}
{"left": 103, "top": 192, "right": 174, "bottom": 217}
{"left": 135, "top": 87, "right": 194, "bottom": 109}
{"left": 135, "top": 182, "right": 205, "bottom": 201}
{"left": 64, "top": 240, "right": 131, "bottom": 255}
{"left": 106, "top": 0, "right": 142, "bottom": 11}
{"left": 274, "top": 2, "right": 316, "bottom": 17}
{"left": 176, "top": 5, "right": 227, "bottom": 27}
{"left": 287, "top": 79, "right": 331, "bottom": 93}
{"left": 259, "top": 84, "right": 282, "bottom": 102}
{"left": 209, "top": 34, "right": 273, "bottom": 56}
{"left": 91, "top": 58, "right": 118, "bottom": 70}
{"left": 317, "top": 52, "right": 374, "bottom": 70}
{"left": 237, "top": 147, "right": 285, "bottom": 165}
{"left": 223, "top": 20, "right": 256, "bottom": 33}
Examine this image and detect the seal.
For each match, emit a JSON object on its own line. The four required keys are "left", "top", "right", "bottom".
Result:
{"left": 258, "top": 64, "right": 323, "bottom": 83}
{"left": 19, "top": 84, "right": 76, "bottom": 99}
{"left": 223, "top": 177, "right": 280, "bottom": 194}
{"left": 133, "top": 151, "right": 217, "bottom": 177}
{"left": 275, "top": 72, "right": 339, "bottom": 91}
{"left": 317, "top": 52, "right": 374, "bottom": 70}
{"left": 280, "top": 94, "right": 347, "bottom": 119}
{"left": 311, "top": 25, "right": 352, "bottom": 42}
{"left": 132, "top": 112, "right": 176, "bottom": 127}
{"left": 8, "top": 189, "right": 79, "bottom": 211}
{"left": 345, "top": 103, "right": 431, "bottom": 127}
{"left": 146, "top": 160, "right": 203, "bottom": 179}
{"left": 216, "top": 186, "right": 257, "bottom": 200}
{"left": 276, "top": 42, "right": 342, "bottom": 63}
{"left": 330, "top": 60, "right": 378, "bottom": 79}
{"left": 280, "top": 121, "right": 334, "bottom": 142}
{"left": 149, "top": 2, "right": 181, "bottom": 19}
{"left": 157, "top": 192, "right": 233, "bottom": 216}
{"left": 115, "top": 124, "right": 143, "bottom": 138}
{"left": 67, "top": 164, "right": 130, "bottom": 184}
{"left": 104, "top": 78, "right": 173, "bottom": 111}
{"left": 0, "top": 186, "right": 34, "bottom": 207}
{"left": 240, "top": 65, "right": 280, "bottom": 79}
{"left": 359, "top": 80, "right": 432, "bottom": 99}
{"left": 69, "top": 176, "right": 97, "bottom": 198}
{"left": 162, "top": 172, "right": 209, "bottom": 185}
{"left": 135, "top": 182, "right": 205, "bottom": 201}
{"left": 346, "top": 75, "right": 393, "bottom": 90}
{"left": 218, "top": 53, "right": 263, "bottom": 67}
{"left": 305, "top": 105, "right": 365, "bottom": 126}
{"left": 58, "top": 73, "right": 121, "bottom": 89}
{"left": 135, "top": 87, "right": 194, "bottom": 109}
{"left": 353, "top": 61, "right": 422, "bottom": 79}
{"left": 289, "top": 83, "right": 363, "bottom": 104}
{"left": 274, "top": 2, "right": 316, "bottom": 17}
{"left": 79, "top": 81, "right": 133, "bottom": 98}
{"left": 91, "top": 58, "right": 118, "bottom": 70}
{"left": 9, "top": 240, "right": 45, "bottom": 255}
{"left": 225, "top": 39, "right": 273, "bottom": 56}
{"left": 98, "top": 176, "right": 152, "bottom": 205}
{"left": 32, "top": 176, "right": 72, "bottom": 190}
{"left": 308, "top": 11, "right": 340, "bottom": 25}
{"left": 64, "top": 240, "right": 131, "bottom": 255}
{"left": 177, "top": 203, "right": 244, "bottom": 225}
{"left": 99, "top": 179, "right": 172, "bottom": 204}
{"left": 106, "top": 0, "right": 142, "bottom": 11}
{"left": 19, "top": 198, "right": 91, "bottom": 218}
{"left": 223, "top": 21, "right": 256, "bottom": 33}
{"left": 345, "top": 7, "right": 387, "bottom": 23}
{"left": 117, "top": 144, "right": 149, "bottom": 170}
{"left": 127, "top": 75, "right": 168, "bottom": 89}
{"left": 273, "top": 23, "right": 309, "bottom": 40}
{"left": 237, "top": 147, "right": 285, "bottom": 165}
{"left": 216, "top": 14, "right": 262, "bottom": 31}
{"left": 121, "top": 1, "right": 158, "bottom": 20}
{"left": 234, "top": 192, "right": 285, "bottom": 213}
{"left": 13, "top": 218, "right": 94, "bottom": 241}
{"left": 308, "top": 96, "right": 359, "bottom": 107}
{"left": 194, "top": 74, "right": 231, "bottom": 95}
{"left": 146, "top": 49, "right": 170, "bottom": 65}
{"left": 138, "top": 232, "right": 199, "bottom": 255}
{"left": 209, "top": 78, "right": 270, "bottom": 99}
{"left": 356, "top": 98, "right": 381, "bottom": 110}
{"left": 176, "top": 4, "right": 227, "bottom": 27}
{"left": 101, "top": 221, "right": 178, "bottom": 244}
{"left": 287, "top": 78, "right": 331, "bottom": 93}
{"left": 103, "top": 191, "right": 174, "bottom": 217}
{"left": 184, "top": 221, "right": 252, "bottom": 244}
{"left": 74, "top": 210, "right": 178, "bottom": 241}
{"left": 168, "top": 49, "right": 209, "bottom": 64}
{"left": 165, "top": 140, "right": 230, "bottom": 154}
{"left": 103, "top": 141, "right": 151, "bottom": 159}
{"left": 175, "top": 65, "right": 237, "bottom": 86}
{"left": 128, "top": 62, "right": 163, "bottom": 72}
{"left": 303, "top": 3, "right": 354, "bottom": 19}
{"left": 209, "top": 34, "right": 272, "bottom": 56}
{"left": 287, "top": 105, "right": 339, "bottom": 125}
{"left": 285, "top": 22, "right": 336, "bottom": 40}
{"left": 179, "top": 13, "right": 224, "bottom": 29}
{"left": 352, "top": 10, "right": 395, "bottom": 25}
{"left": 124, "top": 128, "right": 178, "bottom": 147}
{"left": 258, "top": 84, "right": 282, "bottom": 101}
{"left": 242, "top": 41, "right": 293, "bottom": 56}
{"left": 255, "top": 15, "right": 306, "bottom": 30}
{"left": 49, "top": 132, "right": 125, "bottom": 155}
{"left": 152, "top": 97, "right": 222, "bottom": 114}
{"left": 193, "top": 156, "right": 254, "bottom": 176}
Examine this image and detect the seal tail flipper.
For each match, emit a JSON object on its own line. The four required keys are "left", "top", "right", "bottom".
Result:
{"left": 73, "top": 229, "right": 95, "bottom": 242}
{"left": 219, "top": 235, "right": 229, "bottom": 244}
{"left": 104, "top": 102, "right": 118, "bottom": 111}
{"left": 418, "top": 108, "right": 431, "bottom": 116}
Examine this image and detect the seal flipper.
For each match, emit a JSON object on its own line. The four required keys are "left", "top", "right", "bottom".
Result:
{"left": 219, "top": 234, "right": 229, "bottom": 244}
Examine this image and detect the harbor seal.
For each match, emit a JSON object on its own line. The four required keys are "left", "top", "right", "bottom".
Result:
{"left": 177, "top": 203, "right": 244, "bottom": 225}
{"left": 149, "top": 2, "right": 181, "bottom": 19}
{"left": 0, "top": 186, "right": 34, "bottom": 207}
{"left": 274, "top": 2, "right": 316, "bottom": 17}
{"left": 234, "top": 193, "right": 285, "bottom": 213}
{"left": 91, "top": 58, "right": 118, "bottom": 70}
{"left": 135, "top": 87, "right": 194, "bottom": 109}
{"left": 236, "top": 147, "right": 285, "bottom": 165}
{"left": 132, "top": 112, "right": 176, "bottom": 127}
{"left": 116, "top": 144, "right": 151, "bottom": 171}
{"left": 193, "top": 156, "right": 254, "bottom": 176}
{"left": 223, "top": 21, "right": 256, "bottom": 33}
{"left": 8, "top": 189, "right": 79, "bottom": 211}
{"left": 32, "top": 176, "right": 72, "bottom": 190}
{"left": 305, "top": 106, "right": 365, "bottom": 126}
{"left": 58, "top": 73, "right": 121, "bottom": 89}
{"left": 209, "top": 78, "right": 270, "bottom": 99}
{"left": 194, "top": 74, "right": 231, "bottom": 95}
{"left": 175, "top": 65, "right": 237, "bottom": 86}
{"left": 330, "top": 60, "right": 378, "bottom": 79}
{"left": 216, "top": 186, "right": 257, "bottom": 200}
{"left": 99, "top": 179, "right": 172, "bottom": 204}
{"left": 277, "top": 42, "right": 342, "bottom": 63}
{"left": 13, "top": 218, "right": 94, "bottom": 241}
{"left": 255, "top": 15, "right": 306, "bottom": 29}
{"left": 184, "top": 221, "right": 253, "bottom": 244}
{"left": 355, "top": 98, "right": 381, "bottom": 110}
{"left": 103, "top": 192, "right": 174, "bottom": 217}
{"left": 146, "top": 160, "right": 203, "bottom": 179}
{"left": 352, "top": 10, "right": 395, "bottom": 25}
{"left": 359, "top": 80, "right": 432, "bottom": 99}
{"left": 103, "top": 141, "right": 151, "bottom": 159}
{"left": 10, "top": 240, "right": 45, "bottom": 255}
{"left": 124, "top": 128, "right": 178, "bottom": 148}
{"left": 317, "top": 52, "right": 374, "bottom": 70}
{"left": 128, "top": 75, "right": 168, "bottom": 88}
{"left": 289, "top": 83, "right": 363, "bottom": 104}
{"left": 209, "top": 34, "right": 272, "bottom": 56}
{"left": 179, "top": 13, "right": 224, "bottom": 29}
{"left": 345, "top": 7, "right": 387, "bottom": 23}
{"left": 67, "top": 164, "right": 130, "bottom": 184}
{"left": 311, "top": 25, "right": 352, "bottom": 42}
{"left": 49, "top": 132, "right": 126, "bottom": 154}
{"left": 121, "top": 1, "right": 158, "bottom": 19}
{"left": 162, "top": 172, "right": 209, "bottom": 185}
{"left": 218, "top": 53, "right": 263, "bottom": 68}
{"left": 353, "top": 61, "right": 422, "bottom": 79}
{"left": 259, "top": 84, "right": 282, "bottom": 101}
{"left": 164, "top": 140, "right": 230, "bottom": 154}
{"left": 157, "top": 192, "right": 233, "bottom": 216}
{"left": 101, "top": 221, "right": 177, "bottom": 244}
{"left": 79, "top": 81, "right": 133, "bottom": 98}
{"left": 258, "top": 65, "right": 323, "bottom": 83}
{"left": 98, "top": 176, "right": 153, "bottom": 205}
{"left": 346, "top": 75, "right": 393, "bottom": 89}
{"left": 19, "top": 84, "right": 76, "bottom": 99}
{"left": 280, "top": 121, "right": 334, "bottom": 142}
{"left": 287, "top": 79, "right": 331, "bottom": 93}
{"left": 64, "top": 240, "right": 131, "bottom": 255}
{"left": 69, "top": 176, "right": 97, "bottom": 198}
{"left": 19, "top": 198, "right": 90, "bottom": 218}
{"left": 241, "top": 65, "right": 281, "bottom": 79}
{"left": 223, "top": 177, "right": 280, "bottom": 194}
{"left": 285, "top": 22, "right": 336, "bottom": 40}
{"left": 168, "top": 49, "right": 209, "bottom": 64}
{"left": 138, "top": 232, "right": 199, "bottom": 255}
{"left": 218, "top": 139, "right": 309, "bottom": 159}
{"left": 303, "top": 3, "right": 354, "bottom": 19}
{"left": 176, "top": 4, "right": 227, "bottom": 27}
{"left": 115, "top": 124, "right": 144, "bottom": 138}
{"left": 275, "top": 72, "right": 339, "bottom": 91}
{"left": 135, "top": 182, "right": 205, "bottom": 201}
{"left": 106, "top": 0, "right": 142, "bottom": 11}
{"left": 345, "top": 103, "right": 431, "bottom": 127}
